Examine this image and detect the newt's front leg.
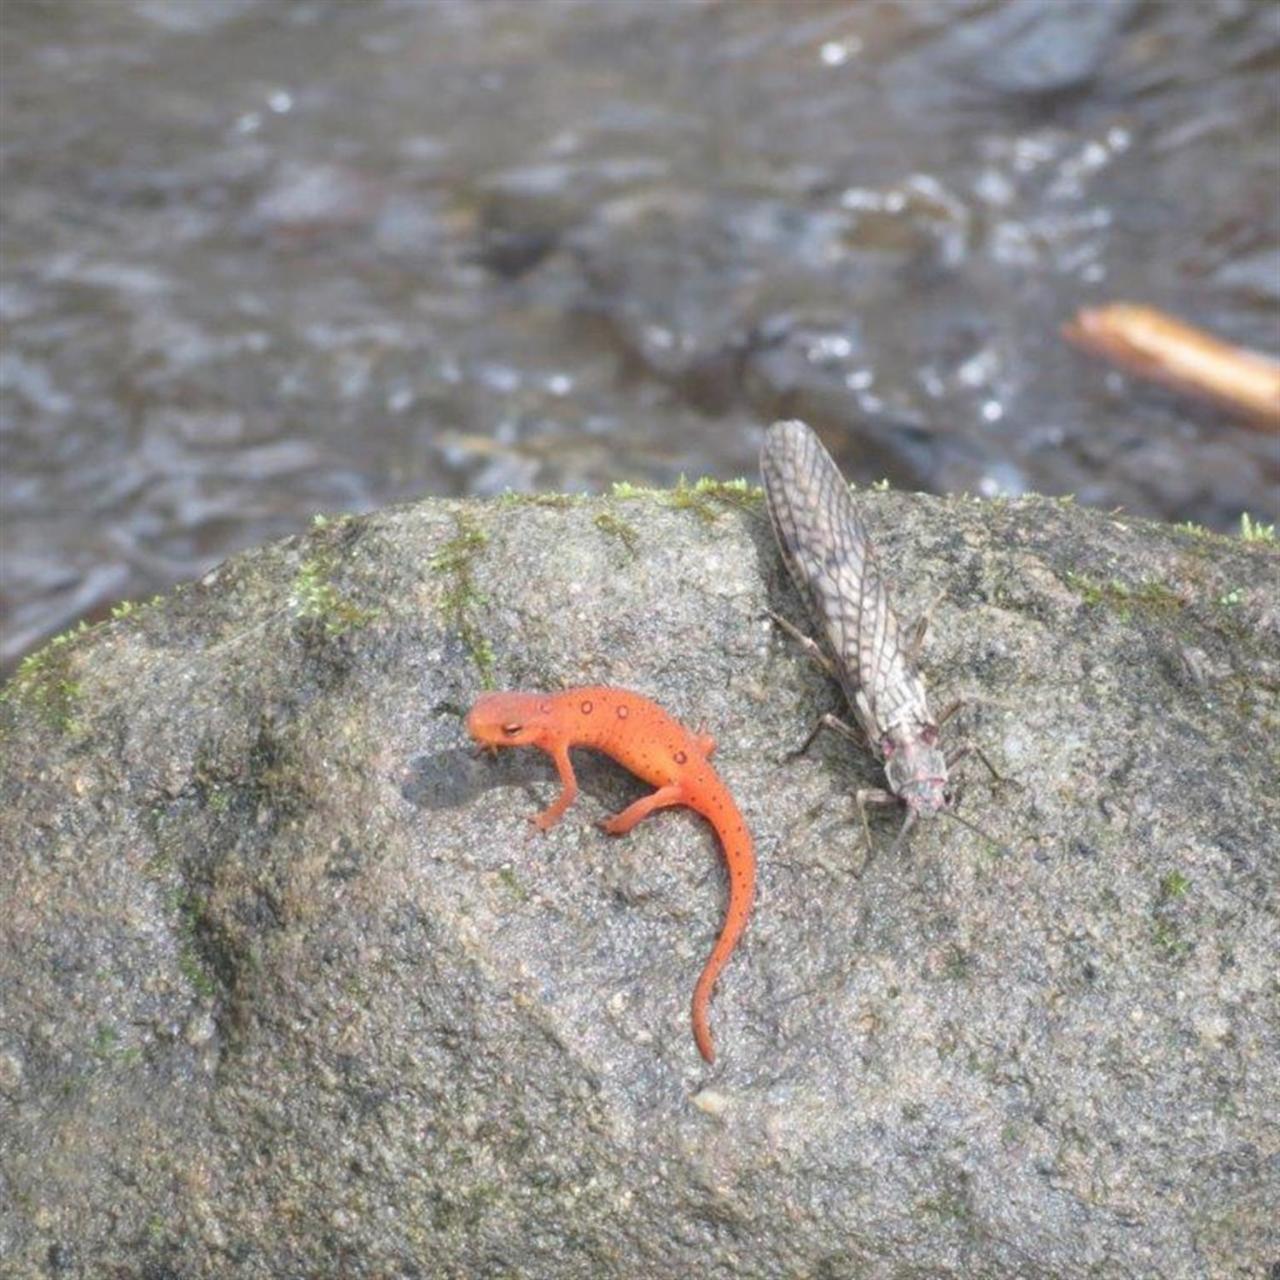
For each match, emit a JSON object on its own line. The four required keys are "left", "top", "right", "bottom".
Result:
{"left": 531, "top": 741, "right": 579, "bottom": 831}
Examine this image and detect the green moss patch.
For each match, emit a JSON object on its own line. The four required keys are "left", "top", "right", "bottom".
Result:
{"left": 172, "top": 891, "right": 220, "bottom": 999}
{"left": 1239, "top": 513, "right": 1275, "bottom": 544}
{"left": 431, "top": 514, "right": 495, "bottom": 687}
{"left": 668, "top": 475, "right": 762, "bottom": 524}
{"left": 289, "top": 557, "right": 379, "bottom": 637}
{"left": 609, "top": 475, "right": 762, "bottom": 524}
{"left": 593, "top": 511, "right": 640, "bottom": 556}
{"left": 1063, "top": 571, "right": 1185, "bottom": 620}
{"left": 1151, "top": 870, "right": 1194, "bottom": 963}
{"left": 495, "top": 491, "right": 581, "bottom": 510}
{"left": 0, "top": 623, "right": 88, "bottom": 732}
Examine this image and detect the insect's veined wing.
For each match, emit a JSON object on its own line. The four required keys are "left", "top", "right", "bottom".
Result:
{"left": 760, "top": 420, "right": 914, "bottom": 725}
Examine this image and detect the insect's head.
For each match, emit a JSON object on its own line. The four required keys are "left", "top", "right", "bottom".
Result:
{"left": 466, "top": 692, "right": 548, "bottom": 750}
{"left": 881, "top": 726, "right": 1011, "bottom": 854}
{"left": 881, "top": 729, "right": 949, "bottom": 816}
{"left": 898, "top": 773, "right": 950, "bottom": 816}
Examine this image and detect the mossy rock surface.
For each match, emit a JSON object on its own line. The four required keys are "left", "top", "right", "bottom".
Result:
{"left": 2, "top": 488, "right": 1277, "bottom": 1278}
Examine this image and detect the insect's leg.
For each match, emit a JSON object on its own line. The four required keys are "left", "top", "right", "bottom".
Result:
{"left": 939, "top": 699, "right": 1012, "bottom": 787}
{"left": 971, "top": 743, "right": 1011, "bottom": 785}
{"left": 766, "top": 609, "right": 839, "bottom": 679}
{"left": 907, "top": 620, "right": 928, "bottom": 667}
{"left": 907, "top": 590, "right": 947, "bottom": 665}
{"left": 601, "top": 785, "right": 684, "bottom": 835}
{"left": 531, "top": 743, "right": 579, "bottom": 831}
{"left": 888, "top": 808, "right": 919, "bottom": 858}
{"left": 789, "top": 712, "right": 861, "bottom": 761}
{"left": 935, "top": 698, "right": 964, "bottom": 728}
{"left": 945, "top": 742, "right": 1007, "bottom": 785}
{"left": 854, "top": 786, "right": 898, "bottom": 858}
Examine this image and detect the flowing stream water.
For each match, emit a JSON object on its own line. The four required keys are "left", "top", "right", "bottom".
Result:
{"left": 2, "top": 0, "right": 1277, "bottom": 669}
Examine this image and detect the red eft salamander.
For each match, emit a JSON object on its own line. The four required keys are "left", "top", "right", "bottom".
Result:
{"left": 466, "top": 686, "right": 755, "bottom": 1063}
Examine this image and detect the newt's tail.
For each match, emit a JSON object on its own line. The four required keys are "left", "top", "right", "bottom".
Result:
{"left": 690, "top": 809, "right": 756, "bottom": 1063}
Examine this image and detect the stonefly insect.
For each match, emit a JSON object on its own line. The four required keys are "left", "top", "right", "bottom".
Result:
{"left": 760, "top": 419, "right": 1004, "bottom": 855}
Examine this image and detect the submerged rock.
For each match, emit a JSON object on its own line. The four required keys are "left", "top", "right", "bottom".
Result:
{"left": 957, "top": 0, "right": 1135, "bottom": 97}
{"left": 1, "top": 484, "right": 1276, "bottom": 1277}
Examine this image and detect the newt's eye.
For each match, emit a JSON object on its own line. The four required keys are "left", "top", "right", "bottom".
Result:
{"left": 502, "top": 722, "right": 522, "bottom": 737}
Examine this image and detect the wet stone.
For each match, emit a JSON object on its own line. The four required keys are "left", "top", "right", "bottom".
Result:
{"left": 1, "top": 487, "right": 1276, "bottom": 1278}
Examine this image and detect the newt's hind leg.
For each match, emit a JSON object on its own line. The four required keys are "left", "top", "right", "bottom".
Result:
{"left": 601, "top": 785, "right": 685, "bottom": 835}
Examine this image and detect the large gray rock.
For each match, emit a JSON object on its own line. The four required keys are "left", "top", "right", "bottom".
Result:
{"left": 1, "top": 482, "right": 1277, "bottom": 1278}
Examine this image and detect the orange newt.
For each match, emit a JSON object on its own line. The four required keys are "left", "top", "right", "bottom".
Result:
{"left": 466, "top": 686, "right": 755, "bottom": 1063}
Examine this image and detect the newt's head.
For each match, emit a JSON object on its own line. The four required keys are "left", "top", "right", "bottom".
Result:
{"left": 466, "top": 691, "right": 550, "bottom": 749}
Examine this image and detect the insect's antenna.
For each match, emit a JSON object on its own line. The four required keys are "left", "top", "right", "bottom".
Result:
{"left": 888, "top": 809, "right": 917, "bottom": 857}
{"left": 943, "top": 807, "right": 1012, "bottom": 856}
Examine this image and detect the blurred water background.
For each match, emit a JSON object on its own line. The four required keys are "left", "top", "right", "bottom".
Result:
{"left": 2, "top": 0, "right": 1277, "bottom": 671}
